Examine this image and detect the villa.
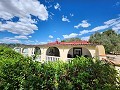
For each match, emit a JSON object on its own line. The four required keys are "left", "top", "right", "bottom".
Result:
{"left": 14, "top": 41, "right": 106, "bottom": 62}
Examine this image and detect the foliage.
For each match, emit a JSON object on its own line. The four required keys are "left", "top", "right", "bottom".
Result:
{"left": 32, "top": 47, "right": 41, "bottom": 60}
{"left": 0, "top": 47, "right": 120, "bottom": 89}
{"left": 0, "top": 43, "right": 25, "bottom": 49}
{"left": 61, "top": 37, "right": 81, "bottom": 42}
{"left": 89, "top": 30, "right": 120, "bottom": 54}
{"left": 0, "top": 45, "right": 23, "bottom": 60}
{"left": 57, "top": 57, "right": 120, "bottom": 90}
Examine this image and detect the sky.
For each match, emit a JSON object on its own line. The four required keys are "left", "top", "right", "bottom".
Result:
{"left": 0, "top": 0, "right": 120, "bottom": 44}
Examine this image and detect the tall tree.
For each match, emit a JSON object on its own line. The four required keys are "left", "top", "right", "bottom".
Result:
{"left": 89, "top": 30, "right": 120, "bottom": 54}
{"left": 61, "top": 37, "right": 81, "bottom": 42}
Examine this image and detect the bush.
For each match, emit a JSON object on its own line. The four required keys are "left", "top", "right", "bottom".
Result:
{"left": 0, "top": 45, "right": 23, "bottom": 60}
{"left": 0, "top": 47, "right": 119, "bottom": 89}
{"left": 58, "top": 57, "right": 120, "bottom": 89}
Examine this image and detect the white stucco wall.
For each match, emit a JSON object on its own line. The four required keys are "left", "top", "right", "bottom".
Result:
{"left": 14, "top": 47, "right": 21, "bottom": 53}
{"left": 82, "top": 47, "right": 92, "bottom": 57}
{"left": 14, "top": 44, "right": 105, "bottom": 62}
{"left": 67, "top": 48, "right": 73, "bottom": 57}
{"left": 22, "top": 48, "right": 29, "bottom": 56}
{"left": 41, "top": 48, "right": 47, "bottom": 62}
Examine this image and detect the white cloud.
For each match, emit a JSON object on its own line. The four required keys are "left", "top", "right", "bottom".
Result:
{"left": 39, "top": 42, "right": 47, "bottom": 44}
{"left": 0, "top": 0, "right": 48, "bottom": 35}
{"left": 0, "top": 0, "right": 48, "bottom": 20}
{"left": 57, "top": 38, "right": 60, "bottom": 41}
{"left": 104, "top": 19, "right": 117, "bottom": 25}
{"left": 91, "top": 25, "right": 109, "bottom": 32}
{"left": 49, "top": 35, "right": 53, "bottom": 38}
{"left": 104, "top": 17, "right": 120, "bottom": 27}
{"left": 0, "top": 21, "right": 38, "bottom": 35}
{"left": 70, "top": 13, "right": 74, "bottom": 17}
{"left": 112, "top": 23, "right": 120, "bottom": 33}
{"left": 24, "top": 40, "right": 47, "bottom": 45}
{"left": 74, "top": 20, "right": 91, "bottom": 29}
{"left": 104, "top": 17, "right": 120, "bottom": 33}
{"left": 54, "top": 3, "right": 61, "bottom": 10}
{"left": 48, "top": 5, "right": 52, "bottom": 8}
{"left": 79, "top": 17, "right": 120, "bottom": 35}
{"left": 48, "top": 40, "right": 52, "bottom": 42}
{"left": 50, "top": 12, "right": 54, "bottom": 16}
{"left": 62, "top": 15, "right": 70, "bottom": 22}
{"left": 29, "top": 36, "right": 32, "bottom": 38}
{"left": 79, "top": 30, "right": 89, "bottom": 35}
{"left": 116, "top": 2, "right": 120, "bottom": 6}
{"left": 14, "top": 35, "right": 28, "bottom": 39}
{"left": 24, "top": 40, "right": 35, "bottom": 44}
{"left": 49, "top": 12, "right": 54, "bottom": 19}
{"left": 81, "top": 36, "right": 90, "bottom": 41}
{"left": 79, "top": 25, "right": 109, "bottom": 36}
{"left": 0, "top": 37, "right": 21, "bottom": 43}
{"left": 63, "top": 33, "right": 78, "bottom": 39}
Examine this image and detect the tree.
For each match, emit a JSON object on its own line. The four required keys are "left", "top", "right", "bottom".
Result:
{"left": 102, "top": 29, "right": 117, "bottom": 36}
{"left": 89, "top": 32, "right": 102, "bottom": 44}
{"left": 0, "top": 45, "right": 23, "bottom": 60}
{"left": 61, "top": 37, "right": 81, "bottom": 42}
{"left": 89, "top": 30, "right": 120, "bottom": 54}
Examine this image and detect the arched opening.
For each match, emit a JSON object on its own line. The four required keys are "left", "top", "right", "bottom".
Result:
{"left": 14, "top": 47, "right": 21, "bottom": 53}
{"left": 34, "top": 47, "right": 41, "bottom": 55}
{"left": 33, "top": 47, "right": 41, "bottom": 61}
{"left": 22, "top": 48, "right": 29, "bottom": 56}
{"left": 46, "top": 47, "right": 60, "bottom": 57}
{"left": 67, "top": 47, "right": 92, "bottom": 58}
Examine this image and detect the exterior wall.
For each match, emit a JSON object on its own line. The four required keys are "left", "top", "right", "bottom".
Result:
{"left": 59, "top": 47, "right": 69, "bottom": 62}
{"left": 14, "top": 44, "right": 106, "bottom": 62}
{"left": 41, "top": 47, "right": 47, "bottom": 62}
{"left": 82, "top": 47, "right": 92, "bottom": 57}
{"left": 67, "top": 48, "right": 73, "bottom": 57}
{"left": 22, "top": 48, "right": 29, "bottom": 56}
{"left": 95, "top": 45, "right": 106, "bottom": 60}
{"left": 22, "top": 48, "right": 31, "bottom": 56}
{"left": 14, "top": 47, "right": 21, "bottom": 53}
{"left": 28, "top": 48, "right": 34, "bottom": 56}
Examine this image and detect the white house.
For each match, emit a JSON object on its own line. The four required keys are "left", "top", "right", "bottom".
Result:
{"left": 14, "top": 41, "right": 106, "bottom": 62}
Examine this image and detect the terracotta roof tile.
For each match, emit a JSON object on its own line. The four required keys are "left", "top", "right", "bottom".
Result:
{"left": 47, "top": 40, "right": 91, "bottom": 45}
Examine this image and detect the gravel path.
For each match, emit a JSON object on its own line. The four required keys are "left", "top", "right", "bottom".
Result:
{"left": 106, "top": 55, "right": 120, "bottom": 65}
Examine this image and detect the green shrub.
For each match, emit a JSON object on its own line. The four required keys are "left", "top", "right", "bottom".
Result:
{"left": 0, "top": 45, "right": 23, "bottom": 60}
{"left": 0, "top": 46, "right": 119, "bottom": 89}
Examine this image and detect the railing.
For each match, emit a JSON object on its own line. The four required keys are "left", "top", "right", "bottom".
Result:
{"left": 23, "top": 53, "right": 29, "bottom": 57}
{"left": 66, "top": 58, "right": 73, "bottom": 62}
{"left": 46, "top": 56, "right": 60, "bottom": 62}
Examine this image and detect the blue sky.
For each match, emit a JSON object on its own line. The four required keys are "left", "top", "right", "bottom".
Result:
{"left": 0, "top": 0, "right": 120, "bottom": 44}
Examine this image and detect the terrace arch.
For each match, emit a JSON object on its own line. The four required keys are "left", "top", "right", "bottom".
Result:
{"left": 46, "top": 47, "right": 60, "bottom": 62}
{"left": 14, "top": 47, "right": 21, "bottom": 53}
{"left": 67, "top": 47, "right": 92, "bottom": 58}
{"left": 22, "top": 47, "right": 29, "bottom": 56}
{"left": 34, "top": 47, "right": 41, "bottom": 55}
{"left": 46, "top": 47, "right": 60, "bottom": 57}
